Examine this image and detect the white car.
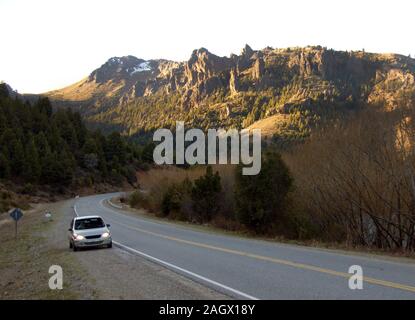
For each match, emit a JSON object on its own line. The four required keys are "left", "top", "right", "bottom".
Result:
{"left": 68, "top": 215, "right": 112, "bottom": 251}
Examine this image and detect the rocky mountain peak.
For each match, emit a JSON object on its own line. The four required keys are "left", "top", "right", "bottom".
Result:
{"left": 89, "top": 55, "right": 152, "bottom": 83}
{"left": 45, "top": 46, "right": 415, "bottom": 137}
{"left": 241, "top": 44, "right": 254, "bottom": 58}
{"left": 185, "top": 48, "right": 233, "bottom": 86}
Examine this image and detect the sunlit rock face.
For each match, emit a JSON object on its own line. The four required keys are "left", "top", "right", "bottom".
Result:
{"left": 43, "top": 45, "right": 415, "bottom": 136}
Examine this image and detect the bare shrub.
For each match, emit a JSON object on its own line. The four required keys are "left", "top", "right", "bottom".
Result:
{"left": 286, "top": 106, "right": 415, "bottom": 251}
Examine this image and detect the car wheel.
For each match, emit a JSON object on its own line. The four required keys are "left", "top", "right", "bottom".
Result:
{"left": 69, "top": 241, "right": 73, "bottom": 249}
{"left": 108, "top": 242, "right": 112, "bottom": 249}
{"left": 73, "top": 244, "right": 78, "bottom": 252}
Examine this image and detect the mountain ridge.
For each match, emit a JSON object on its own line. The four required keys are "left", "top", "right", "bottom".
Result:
{"left": 40, "top": 45, "right": 415, "bottom": 139}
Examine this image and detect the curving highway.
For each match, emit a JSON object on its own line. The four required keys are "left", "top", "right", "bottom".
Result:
{"left": 73, "top": 193, "right": 415, "bottom": 300}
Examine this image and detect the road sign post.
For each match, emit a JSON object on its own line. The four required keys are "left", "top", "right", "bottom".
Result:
{"left": 10, "top": 208, "right": 23, "bottom": 239}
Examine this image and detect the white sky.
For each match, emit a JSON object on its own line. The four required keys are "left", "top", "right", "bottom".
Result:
{"left": 1, "top": 0, "right": 414, "bottom": 93}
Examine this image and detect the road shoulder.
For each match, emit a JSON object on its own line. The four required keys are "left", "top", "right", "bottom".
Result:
{"left": 0, "top": 200, "right": 97, "bottom": 299}
{"left": 1, "top": 197, "right": 229, "bottom": 300}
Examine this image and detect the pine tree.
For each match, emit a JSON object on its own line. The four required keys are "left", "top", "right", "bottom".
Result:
{"left": 23, "top": 136, "right": 41, "bottom": 182}
{"left": 105, "top": 132, "right": 127, "bottom": 165}
{"left": 35, "top": 132, "right": 51, "bottom": 155}
{"left": 41, "top": 149, "right": 58, "bottom": 184}
{"left": 0, "top": 152, "right": 11, "bottom": 179}
{"left": 0, "top": 92, "right": 141, "bottom": 186}
{"left": 71, "top": 112, "right": 87, "bottom": 147}
{"left": 0, "top": 112, "right": 6, "bottom": 134}
{"left": 234, "top": 152, "right": 293, "bottom": 234}
{"left": 0, "top": 83, "right": 9, "bottom": 98}
{"left": 9, "top": 137, "right": 25, "bottom": 176}
{"left": 47, "top": 122, "right": 62, "bottom": 151}
{"left": 35, "top": 97, "right": 52, "bottom": 118}
{"left": 57, "top": 149, "right": 75, "bottom": 185}
{"left": 191, "top": 166, "right": 222, "bottom": 222}
{"left": 82, "top": 137, "right": 98, "bottom": 154}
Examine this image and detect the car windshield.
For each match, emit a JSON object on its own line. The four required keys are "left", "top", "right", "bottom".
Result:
{"left": 74, "top": 218, "right": 105, "bottom": 230}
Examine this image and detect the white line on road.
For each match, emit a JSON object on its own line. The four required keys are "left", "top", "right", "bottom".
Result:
{"left": 73, "top": 200, "right": 259, "bottom": 300}
{"left": 107, "top": 199, "right": 123, "bottom": 209}
{"left": 113, "top": 240, "right": 259, "bottom": 300}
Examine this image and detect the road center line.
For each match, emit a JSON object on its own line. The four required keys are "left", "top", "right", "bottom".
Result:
{"left": 100, "top": 202, "right": 415, "bottom": 294}
{"left": 76, "top": 199, "right": 415, "bottom": 295}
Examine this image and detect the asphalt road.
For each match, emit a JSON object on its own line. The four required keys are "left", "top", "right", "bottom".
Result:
{"left": 73, "top": 192, "right": 415, "bottom": 300}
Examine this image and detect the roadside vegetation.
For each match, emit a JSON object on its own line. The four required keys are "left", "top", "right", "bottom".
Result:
{"left": 127, "top": 104, "right": 415, "bottom": 253}
{"left": 286, "top": 105, "right": 415, "bottom": 251}
{"left": 126, "top": 153, "right": 295, "bottom": 236}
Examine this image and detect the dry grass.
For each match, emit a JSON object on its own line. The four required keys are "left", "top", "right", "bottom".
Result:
{"left": 138, "top": 166, "right": 204, "bottom": 190}
{"left": 135, "top": 165, "right": 237, "bottom": 218}
{"left": 0, "top": 184, "right": 32, "bottom": 213}
{"left": 138, "top": 165, "right": 236, "bottom": 194}
{"left": 246, "top": 114, "right": 289, "bottom": 137}
{"left": 0, "top": 201, "right": 94, "bottom": 299}
{"left": 46, "top": 77, "right": 125, "bottom": 101}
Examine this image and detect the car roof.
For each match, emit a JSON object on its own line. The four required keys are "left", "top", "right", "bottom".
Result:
{"left": 74, "top": 215, "right": 103, "bottom": 220}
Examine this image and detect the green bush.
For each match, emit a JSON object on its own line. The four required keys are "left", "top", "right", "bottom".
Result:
{"left": 191, "top": 166, "right": 222, "bottom": 223}
{"left": 234, "top": 152, "right": 293, "bottom": 234}
{"left": 161, "top": 185, "right": 182, "bottom": 216}
{"left": 161, "top": 178, "right": 192, "bottom": 217}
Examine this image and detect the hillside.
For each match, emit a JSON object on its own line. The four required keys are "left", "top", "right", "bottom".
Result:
{"left": 44, "top": 46, "right": 415, "bottom": 140}
{"left": 0, "top": 83, "right": 146, "bottom": 202}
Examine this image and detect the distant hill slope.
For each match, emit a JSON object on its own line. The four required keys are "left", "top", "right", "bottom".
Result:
{"left": 0, "top": 83, "right": 144, "bottom": 192}
{"left": 42, "top": 46, "right": 415, "bottom": 139}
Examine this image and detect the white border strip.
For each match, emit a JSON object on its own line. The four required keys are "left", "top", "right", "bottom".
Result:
{"left": 73, "top": 202, "right": 258, "bottom": 300}
{"left": 113, "top": 240, "right": 259, "bottom": 300}
{"left": 107, "top": 199, "right": 123, "bottom": 209}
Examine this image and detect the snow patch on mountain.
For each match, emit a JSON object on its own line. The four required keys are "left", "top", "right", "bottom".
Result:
{"left": 130, "top": 61, "right": 151, "bottom": 75}
{"left": 109, "top": 57, "right": 121, "bottom": 64}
